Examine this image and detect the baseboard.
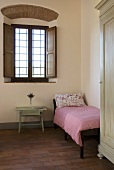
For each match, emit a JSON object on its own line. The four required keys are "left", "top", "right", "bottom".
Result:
{"left": 0, "top": 121, "right": 54, "bottom": 130}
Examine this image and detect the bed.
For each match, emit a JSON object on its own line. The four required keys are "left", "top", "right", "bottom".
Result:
{"left": 53, "top": 93, "right": 100, "bottom": 158}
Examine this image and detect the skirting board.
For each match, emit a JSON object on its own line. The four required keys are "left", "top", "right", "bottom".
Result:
{"left": 0, "top": 121, "right": 54, "bottom": 130}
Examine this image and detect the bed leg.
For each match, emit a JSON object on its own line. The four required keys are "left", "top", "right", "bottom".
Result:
{"left": 80, "top": 146, "right": 84, "bottom": 159}
{"left": 64, "top": 132, "right": 68, "bottom": 141}
{"left": 80, "top": 135, "right": 84, "bottom": 159}
{"left": 54, "top": 123, "right": 57, "bottom": 129}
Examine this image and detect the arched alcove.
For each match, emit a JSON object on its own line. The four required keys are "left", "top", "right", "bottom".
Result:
{"left": 1, "top": 4, "right": 59, "bottom": 22}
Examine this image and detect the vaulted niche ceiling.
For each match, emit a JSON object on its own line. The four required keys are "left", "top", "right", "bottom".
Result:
{"left": 1, "top": 4, "right": 59, "bottom": 22}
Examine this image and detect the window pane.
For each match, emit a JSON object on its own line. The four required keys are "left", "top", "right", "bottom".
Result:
{"left": 15, "top": 61, "right": 19, "bottom": 67}
{"left": 15, "top": 47, "right": 19, "bottom": 53}
{"left": 32, "top": 34, "right": 40, "bottom": 40}
{"left": 40, "top": 75, "right": 44, "bottom": 77}
{"left": 41, "top": 35, "right": 45, "bottom": 41}
{"left": 20, "top": 54, "right": 27, "bottom": 60}
{"left": 41, "top": 30, "right": 45, "bottom": 34}
{"left": 19, "top": 75, "right": 28, "bottom": 77}
{"left": 20, "top": 68, "right": 27, "bottom": 74}
{"left": 20, "top": 47, "right": 27, "bottom": 54}
{"left": 33, "top": 41, "right": 40, "bottom": 47}
{"left": 32, "top": 75, "right": 44, "bottom": 78}
{"left": 16, "top": 40, "right": 19, "bottom": 46}
{"left": 15, "top": 68, "right": 19, "bottom": 74}
{"left": 41, "top": 68, "right": 44, "bottom": 74}
{"left": 32, "top": 55, "right": 40, "bottom": 61}
{"left": 33, "top": 61, "right": 40, "bottom": 67}
{"left": 33, "top": 29, "right": 40, "bottom": 34}
{"left": 16, "top": 75, "right": 19, "bottom": 77}
{"left": 20, "top": 61, "right": 27, "bottom": 67}
{"left": 16, "top": 28, "right": 19, "bottom": 34}
{"left": 15, "top": 68, "right": 28, "bottom": 77}
{"left": 41, "top": 55, "right": 44, "bottom": 61}
{"left": 41, "top": 61, "right": 44, "bottom": 67}
{"left": 32, "top": 28, "right": 45, "bottom": 78}
{"left": 41, "top": 41, "right": 44, "bottom": 47}
{"left": 16, "top": 33, "right": 19, "bottom": 40}
{"left": 32, "top": 48, "right": 40, "bottom": 54}
{"left": 20, "top": 41, "right": 27, "bottom": 47}
{"left": 41, "top": 48, "right": 44, "bottom": 54}
{"left": 15, "top": 54, "right": 19, "bottom": 60}
{"left": 20, "top": 29, "right": 27, "bottom": 34}
{"left": 34, "top": 68, "right": 40, "bottom": 74}
{"left": 20, "top": 34, "right": 27, "bottom": 40}
{"left": 15, "top": 28, "right": 28, "bottom": 78}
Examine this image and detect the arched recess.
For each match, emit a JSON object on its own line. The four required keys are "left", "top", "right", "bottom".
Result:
{"left": 1, "top": 4, "right": 59, "bottom": 22}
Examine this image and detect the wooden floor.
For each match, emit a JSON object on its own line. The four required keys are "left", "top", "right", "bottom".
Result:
{"left": 0, "top": 127, "right": 114, "bottom": 170}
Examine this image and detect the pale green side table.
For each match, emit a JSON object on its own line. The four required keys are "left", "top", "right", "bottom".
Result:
{"left": 16, "top": 106, "right": 47, "bottom": 133}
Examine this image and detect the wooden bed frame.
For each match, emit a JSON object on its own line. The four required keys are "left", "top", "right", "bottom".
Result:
{"left": 53, "top": 99, "right": 100, "bottom": 159}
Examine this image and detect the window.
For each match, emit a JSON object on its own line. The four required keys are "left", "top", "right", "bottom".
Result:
{"left": 3, "top": 24, "right": 57, "bottom": 82}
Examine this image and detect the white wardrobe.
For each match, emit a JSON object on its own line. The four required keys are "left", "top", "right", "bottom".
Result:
{"left": 96, "top": 0, "right": 114, "bottom": 164}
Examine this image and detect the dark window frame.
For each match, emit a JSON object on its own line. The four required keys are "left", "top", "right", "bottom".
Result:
{"left": 3, "top": 23, "right": 57, "bottom": 83}
{"left": 12, "top": 24, "right": 48, "bottom": 82}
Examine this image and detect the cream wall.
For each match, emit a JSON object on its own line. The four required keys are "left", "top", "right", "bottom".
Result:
{"left": 81, "top": 0, "right": 101, "bottom": 108}
{"left": 0, "top": 0, "right": 81, "bottom": 123}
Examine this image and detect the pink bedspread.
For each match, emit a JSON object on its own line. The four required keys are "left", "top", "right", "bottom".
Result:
{"left": 54, "top": 106, "right": 100, "bottom": 146}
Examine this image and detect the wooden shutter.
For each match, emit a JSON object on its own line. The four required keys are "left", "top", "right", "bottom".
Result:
{"left": 46, "top": 26, "right": 57, "bottom": 78}
{"left": 3, "top": 23, "right": 14, "bottom": 77}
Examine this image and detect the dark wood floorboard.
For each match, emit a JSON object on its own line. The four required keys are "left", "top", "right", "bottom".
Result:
{"left": 0, "top": 127, "right": 114, "bottom": 170}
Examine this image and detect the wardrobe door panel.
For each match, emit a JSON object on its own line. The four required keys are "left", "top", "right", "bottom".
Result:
{"left": 103, "top": 18, "right": 114, "bottom": 148}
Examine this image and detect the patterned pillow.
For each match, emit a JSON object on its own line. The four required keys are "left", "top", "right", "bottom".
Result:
{"left": 55, "top": 92, "right": 86, "bottom": 107}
